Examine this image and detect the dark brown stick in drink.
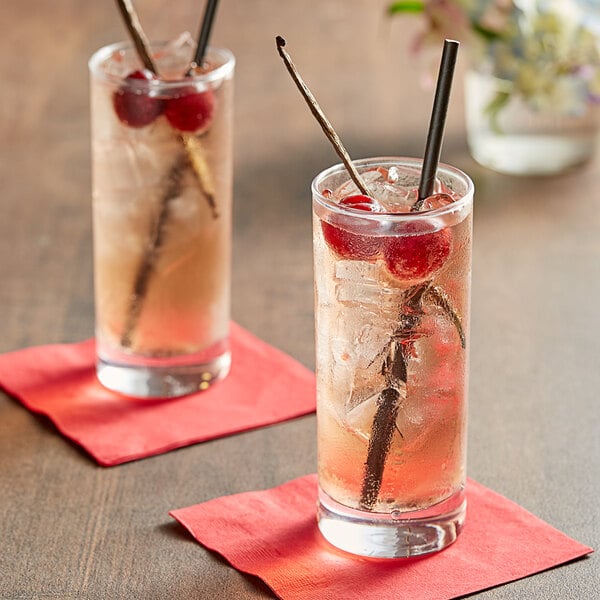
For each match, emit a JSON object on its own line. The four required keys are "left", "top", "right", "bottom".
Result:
{"left": 114, "top": 0, "right": 157, "bottom": 72}
{"left": 114, "top": 0, "right": 219, "bottom": 348}
{"left": 275, "top": 36, "right": 370, "bottom": 197}
{"left": 120, "top": 153, "right": 187, "bottom": 348}
{"left": 359, "top": 281, "right": 429, "bottom": 509}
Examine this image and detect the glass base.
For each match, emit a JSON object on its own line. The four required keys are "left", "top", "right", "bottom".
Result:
{"left": 96, "top": 350, "right": 231, "bottom": 398}
{"left": 317, "top": 487, "right": 466, "bottom": 558}
{"left": 468, "top": 132, "right": 595, "bottom": 176}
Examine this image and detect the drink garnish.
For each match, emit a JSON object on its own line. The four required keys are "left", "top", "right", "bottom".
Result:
{"left": 115, "top": 0, "right": 157, "bottom": 72}
{"left": 275, "top": 37, "right": 370, "bottom": 197}
{"left": 276, "top": 35, "right": 464, "bottom": 510}
{"left": 321, "top": 195, "right": 383, "bottom": 260}
{"left": 358, "top": 274, "right": 466, "bottom": 509}
{"left": 383, "top": 221, "right": 451, "bottom": 280}
{"left": 113, "top": 69, "right": 164, "bottom": 127}
{"left": 360, "top": 280, "right": 429, "bottom": 509}
{"left": 425, "top": 284, "right": 466, "bottom": 349}
{"left": 114, "top": 0, "right": 221, "bottom": 348}
{"left": 181, "top": 134, "right": 218, "bottom": 217}
{"left": 120, "top": 152, "right": 188, "bottom": 349}
{"left": 164, "top": 86, "right": 215, "bottom": 132}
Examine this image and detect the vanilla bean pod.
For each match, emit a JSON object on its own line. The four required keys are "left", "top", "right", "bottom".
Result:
{"left": 359, "top": 282, "right": 431, "bottom": 510}
{"left": 425, "top": 285, "right": 466, "bottom": 348}
{"left": 120, "top": 153, "right": 188, "bottom": 347}
{"left": 359, "top": 346, "right": 406, "bottom": 510}
{"left": 275, "top": 36, "right": 369, "bottom": 196}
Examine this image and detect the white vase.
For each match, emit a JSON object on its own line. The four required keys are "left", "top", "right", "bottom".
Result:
{"left": 465, "top": 68, "right": 599, "bottom": 176}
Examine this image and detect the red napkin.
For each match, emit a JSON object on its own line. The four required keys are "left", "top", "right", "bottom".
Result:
{"left": 0, "top": 323, "right": 315, "bottom": 466}
{"left": 170, "top": 474, "right": 593, "bottom": 600}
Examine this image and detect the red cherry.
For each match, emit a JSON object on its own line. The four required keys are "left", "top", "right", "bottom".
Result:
{"left": 321, "top": 195, "right": 383, "bottom": 260}
{"left": 113, "top": 70, "right": 164, "bottom": 128}
{"left": 383, "top": 221, "right": 451, "bottom": 280}
{"left": 339, "top": 194, "right": 377, "bottom": 211}
{"left": 164, "top": 87, "right": 215, "bottom": 132}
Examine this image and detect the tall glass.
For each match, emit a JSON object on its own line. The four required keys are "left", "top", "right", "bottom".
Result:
{"left": 312, "top": 157, "right": 473, "bottom": 557}
{"left": 89, "top": 39, "right": 234, "bottom": 398}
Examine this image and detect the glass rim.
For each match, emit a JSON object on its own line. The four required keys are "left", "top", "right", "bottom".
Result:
{"left": 88, "top": 41, "right": 235, "bottom": 89}
{"left": 312, "top": 156, "right": 474, "bottom": 222}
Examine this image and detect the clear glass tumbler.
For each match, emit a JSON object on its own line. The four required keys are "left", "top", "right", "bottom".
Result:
{"left": 312, "top": 157, "right": 473, "bottom": 557}
{"left": 89, "top": 39, "right": 234, "bottom": 398}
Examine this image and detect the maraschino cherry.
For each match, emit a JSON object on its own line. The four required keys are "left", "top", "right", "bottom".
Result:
{"left": 383, "top": 221, "right": 451, "bottom": 280}
{"left": 322, "top": 193, "right": 452, "bottom": 279}
{"left": 321, "top": 194, "right": 383, "bottom": 260}
{"left": 164, "top": 86, "right": 215, "bottom": 132}
{"left": 113, "top": 70, "right": 215, "bottom": 134}
{"left": 113, "top": 69, "right": 164, "bottom": 128}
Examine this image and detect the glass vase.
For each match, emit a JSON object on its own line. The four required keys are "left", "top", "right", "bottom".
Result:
{"left": 465, "top": 67, "right": 599, "bottom": 176}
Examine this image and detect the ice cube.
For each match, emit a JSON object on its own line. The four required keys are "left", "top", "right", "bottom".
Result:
{"left": 345, "top": 381, "right": 407, "bottom": 441}
{"left": 333, "top": 168, "right": 384, "bottom": 199}
{"left": 335, "top": 167, "right": 415, "bottom": 213}
{"left": 330, "top": 258, "right": 404, "bottom": 406}
{"left": 93, "top": 121, "right": 179, "bottom": 194}
{"left": 334, "top": 259, "right": 402, "bottom": 307}
{"left": 421, "top": 193, "right": 454, "bottom": 211}
{"left": 163, "top": 31, "right": 195, "bottom": 54}
{"left": 154, "top": 33, "right": 196, "bottom": 79}
{"left": 332, "top": 164, "right": 461, "bottom": 214}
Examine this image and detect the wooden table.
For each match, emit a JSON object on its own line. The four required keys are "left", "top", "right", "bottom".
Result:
{"left": 1, "top": 1, "right": 598, "bottom": 597}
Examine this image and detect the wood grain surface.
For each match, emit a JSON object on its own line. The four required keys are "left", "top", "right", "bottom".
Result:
{"left": 1, "top": 1, "right": 598, "bottom": 598}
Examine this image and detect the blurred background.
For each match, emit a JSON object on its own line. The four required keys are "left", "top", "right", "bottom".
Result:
{"left": 0, "top": 1, "right": 598, "bottom": 598}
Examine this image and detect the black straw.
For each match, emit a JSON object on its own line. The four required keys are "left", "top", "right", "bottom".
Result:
{"left": 414, "top": 39, "right": 459, "bottom": 211}
{"left": 190, "top": 0, "right": 220, "bottom": 70}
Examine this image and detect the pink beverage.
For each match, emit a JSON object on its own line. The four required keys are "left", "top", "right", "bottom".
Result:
{"left": 89, "top": 37, "right": 234, "bottom": 398}
{"left": 312, "top": 157, "right": 473, "bottom": 557}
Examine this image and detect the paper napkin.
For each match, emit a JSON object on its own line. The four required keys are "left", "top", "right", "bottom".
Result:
{"left": 0, "top": 323, "right": 315, "bottom": 466}
{"left": 170, "top": 474, "right": 593, "bottom": 600}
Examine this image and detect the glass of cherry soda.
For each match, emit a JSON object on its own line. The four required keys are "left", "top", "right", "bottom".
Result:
{"left": 89, "top": 39, "right": 235, "bottom": 399}
{"left": 312, "top": 157, "right": 474, "bottom": 558}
